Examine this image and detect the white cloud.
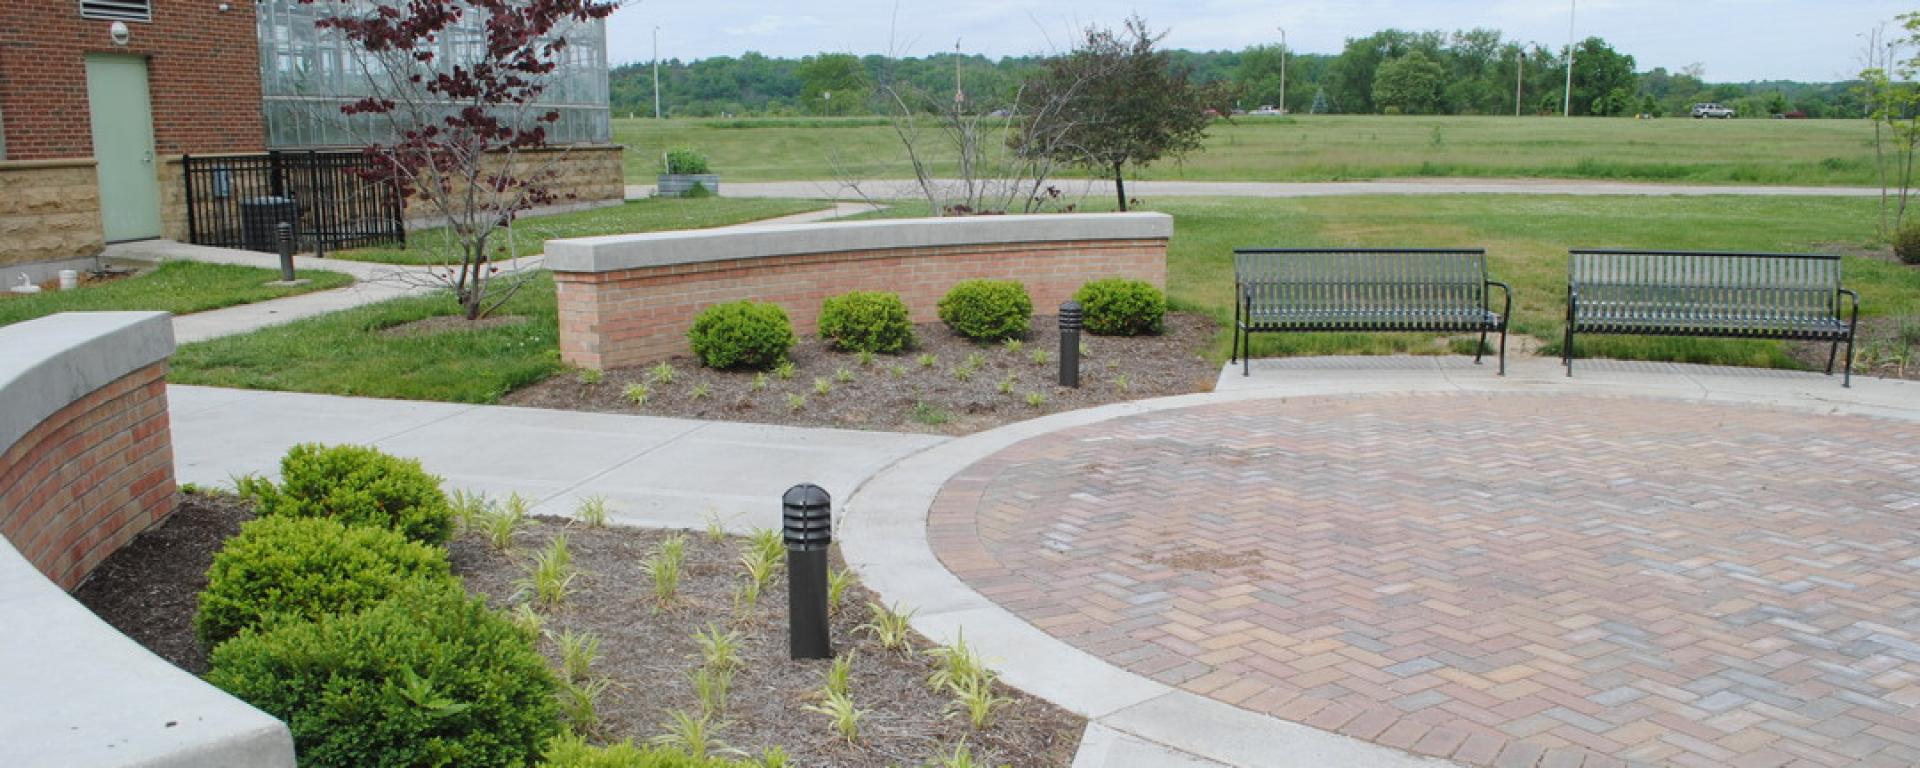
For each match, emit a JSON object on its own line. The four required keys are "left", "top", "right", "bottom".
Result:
{"left": 721, "top": 14, "right": 826, "bottom": 38}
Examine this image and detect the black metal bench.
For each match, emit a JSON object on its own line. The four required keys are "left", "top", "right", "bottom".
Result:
{"left": 1563, "top": 249, "right": 1860, "bottom": 386}
{"left": 1232, "top": 248, "right": 1511, "bottom": 376}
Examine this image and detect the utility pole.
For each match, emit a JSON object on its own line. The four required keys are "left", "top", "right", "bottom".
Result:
{"left": 652, "top": 26, "right": 662, "bottom": 119}
{"left": 953, "top": 39, "right": 965, "bottom": 106}
{"left": 1563, "top": 0, "right": 1576, "bottom": 117}
{"left": 1277, "top": 27, "right": 1288, "bottom": 115}
{"left": 1516, "top": 51, "right": 1526, "bottom": 117}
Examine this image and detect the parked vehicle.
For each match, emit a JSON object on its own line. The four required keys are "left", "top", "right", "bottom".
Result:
{"left": 1691, "top": 103, "right": 1735, "bottom": 119}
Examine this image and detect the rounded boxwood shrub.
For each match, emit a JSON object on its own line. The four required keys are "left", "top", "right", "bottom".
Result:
{"left": 937, "top": 279, "right": 1032, "bottom": 341}
{"left": 818, "top": 290, "right": 914, "bottom": 353}
{"left": 195, "top": 516, "right": 456, "bottom": 648}
{"left": 207, "top": 582, "right": 559, "bottom": 768}
{"left": 1075, "top": 278, "right": 1167, "bottom": 336}
{"left": 237, "top": 443, "right": 454, "bottom": 545}
{"left": 1897, "top": 223, "right": 1920, "bottom": 265}
{"left": 687, "top": 300, "right": 795, "bottom": 369}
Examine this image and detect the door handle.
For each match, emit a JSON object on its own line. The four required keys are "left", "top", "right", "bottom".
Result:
{"left": 144, "top": 150, "right": 153, "bottom": 164}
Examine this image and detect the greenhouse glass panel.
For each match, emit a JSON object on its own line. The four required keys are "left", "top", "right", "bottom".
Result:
{"left": 257, "top": 0, "right": 610, "bottom": 148}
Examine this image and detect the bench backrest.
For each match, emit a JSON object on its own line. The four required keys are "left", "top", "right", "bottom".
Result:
{"left": 1569, "top": 250, "right": 1842, "bottom": 320}
{"left": 1234, "top": 248, "right": 1488, "bottom": 312}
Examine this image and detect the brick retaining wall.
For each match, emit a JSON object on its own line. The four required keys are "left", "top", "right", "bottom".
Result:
{"left": 547, "top": 213, "right": 1172, "bottom": 370}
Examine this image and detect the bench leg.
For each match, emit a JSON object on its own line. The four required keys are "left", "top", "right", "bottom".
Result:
{"left": 1825, "top": 339, "right": 1839, "bottom": 376}
{"left": 1497, "top": 326, "right": 1508, "bottom": 377}
{"left": 1243, "top": 332, "right": 1251, "bottom": 377}
{"left": 1843, "top": 335, "right": 1854, "bottom": 388}
{"left": 1230, "top": 324, "right": 1240, "bottom": 366}
{"left": 1563, "top": 328, "right": 1575, "bottom": 377}
{"left": 1474, "top": 329, "right": 1488, "bottom": 366}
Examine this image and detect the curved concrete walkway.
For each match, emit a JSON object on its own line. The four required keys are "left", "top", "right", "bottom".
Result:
{"left": 839, "top": 357, "right": 1920, "bottom": 768}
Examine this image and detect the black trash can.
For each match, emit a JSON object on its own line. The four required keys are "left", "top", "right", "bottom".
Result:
{"left": 240, "top": 196, "right": 300, "bottom": 253}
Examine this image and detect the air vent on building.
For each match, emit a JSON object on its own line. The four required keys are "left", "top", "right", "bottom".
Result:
{"left": 79, "top": 0, "right": 152, "bottom": 22}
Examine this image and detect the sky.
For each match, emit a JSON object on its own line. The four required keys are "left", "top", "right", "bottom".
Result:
{"left": 605, "top": 0, "right": 1912, "bottom": 83}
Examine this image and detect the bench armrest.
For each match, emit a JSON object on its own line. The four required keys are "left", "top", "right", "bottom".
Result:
{"left": 1838, "top": 287, "right": 1861, "bottom": 330}
{"left": 1486, "top": 280, "right": 1512, "bottom": 321}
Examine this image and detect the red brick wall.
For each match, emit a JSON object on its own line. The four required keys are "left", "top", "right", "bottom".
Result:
{"left": 0, "top": 362, "right": 174, "bottom": 590}
{"left": 554, "top": 238, "right": 1169, "bottom": 370}
{"left": 0, "top": 0, "right": 264, "bottom": 160}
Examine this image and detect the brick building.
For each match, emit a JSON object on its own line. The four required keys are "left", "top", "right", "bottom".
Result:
{"left": 0, "top": 0, "right": 619, "bottom": 279}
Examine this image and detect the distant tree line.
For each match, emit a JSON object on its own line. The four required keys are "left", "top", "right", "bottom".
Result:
{"left": 609, "top": 28, "right": 1866, "bottom": 119}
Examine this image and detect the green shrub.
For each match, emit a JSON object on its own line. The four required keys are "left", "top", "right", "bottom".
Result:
{"left": 818, "top": 291, "right": 913, "bottom": 353}
{"left": 687, "top": 301, "right": 795, "bottom": 370}
{"left": 1074, "top": 279, "right": 1167, "bottom": 336}
{"left": 937, "top": 280, "right": 1032, "bottom": 342}
{"left": 1896, "top": 223, "right": 1920, "bottom": 265}
{"left": 663, "top": 148, "right": 712, "bottom": 175}
{"left": 538, "top": 732, "right": 761, "bottom": 767}
{"left": 238, "top": 443, "right": 454, "bottom": 545}
{"left": 196, "top": 516, "right": 456, "bottom": 648}
{"left": 207, "top": 583, "right": 559, "bottom": 768}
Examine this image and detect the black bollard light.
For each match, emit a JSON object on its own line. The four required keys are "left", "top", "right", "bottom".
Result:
{"left": 275, "top": 222, "right": 297, "bottom": 282}
{"left": 783, "top": 483, "right": 833, "bottom": 660}
{"left": 1058, "top": 300, "right": 1082, "bottom": 388}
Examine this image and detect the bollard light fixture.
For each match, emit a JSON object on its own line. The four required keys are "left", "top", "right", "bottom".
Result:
{"left": 783, "top": 483, "right": 833, "bottom": 659}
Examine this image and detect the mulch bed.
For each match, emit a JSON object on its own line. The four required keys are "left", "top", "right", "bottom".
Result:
{"left": 1790, "top": 315, "right": 1920, "bottom": 382}
{"left": 505, "top": 312, "right": 1220, "bottom": 435}
{"left": 73, "top": 494, "right": 1085, "bottom": 767}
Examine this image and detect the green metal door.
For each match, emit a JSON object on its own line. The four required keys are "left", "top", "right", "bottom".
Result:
{"left": 85, "top": 55, "right": 161, "bottom": 242}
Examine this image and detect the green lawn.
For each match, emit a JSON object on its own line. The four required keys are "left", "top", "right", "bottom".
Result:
{"left": 618, "top": 115, "right": 1881, "bottom": 186}
{"left": 169, "top": 273, "right": 559, "bottom": 403}
{"left": 171, "top": 195, "right": 1916, "bottom": 403}
{"left": 327, "top": 197, "right": 831, "bottom": 265}
{"left": 0, "top": 261, "right": 351, "bottom": 328}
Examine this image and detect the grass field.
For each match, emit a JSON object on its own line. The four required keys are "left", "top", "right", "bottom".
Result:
{"left": 327, "top": 198, "right": 830, "bottom": 265}
{"left": 617, "top": 115, "right": 1881, "bottom": 186}
{"left": 0, "top": 261, "right": 351, "bottom": 328}
{"left": 171, "top": 194, "right": 1916, "bottom": 402}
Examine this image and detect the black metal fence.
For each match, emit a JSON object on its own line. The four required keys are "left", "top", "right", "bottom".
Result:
{"left": 182, "top": 150, "right": 405, "bottom": 253}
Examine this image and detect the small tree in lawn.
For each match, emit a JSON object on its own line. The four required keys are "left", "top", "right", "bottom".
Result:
{"left": 1019, "top": 16, "right": 1222, "bottom": 212}
{"left": 1856, "top": 17, "right": 1920, "bottom": 239}
{"left": 303, "top": 0, "right": 616, "bottom": 320}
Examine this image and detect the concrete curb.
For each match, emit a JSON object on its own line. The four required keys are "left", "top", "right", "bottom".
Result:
{"left": 839, "top": 356, "right": 1918, "bottom": 767}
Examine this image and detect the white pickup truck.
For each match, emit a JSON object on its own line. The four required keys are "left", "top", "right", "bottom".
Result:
{"left": 1691, "top": 102, "right": 1736, "bottom": 119}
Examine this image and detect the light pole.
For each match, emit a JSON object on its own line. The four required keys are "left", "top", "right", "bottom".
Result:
{"left": 1563, "top": 0, "right": 1576, "bottom": 117}
{"left": 652, "top": 26, "right": 662, "bottom": 119}
{"left": 1516, "top": 51, "right": 1526, "bottom": 117}
{"left": 1277, "top": 27, "right": 1287, "bottom": 115}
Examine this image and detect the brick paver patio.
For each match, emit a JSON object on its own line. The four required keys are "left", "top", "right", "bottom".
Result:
{"left": 929, "top": 393, "right": 1920, "bottom": 767}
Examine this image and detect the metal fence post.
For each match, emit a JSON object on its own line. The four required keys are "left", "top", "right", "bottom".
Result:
{"left": 275, "top": 223, "right": 296, "bottom": 282}
{"left": 783, "top": 484, "right": 833, "bottom": 660}
{"left": 1059, "top": 300, "right": 1082, "bottom": 388}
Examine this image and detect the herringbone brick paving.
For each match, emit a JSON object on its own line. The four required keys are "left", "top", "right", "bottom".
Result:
{"left": 929, "top": 393, "right": 1920, "bottom": 767}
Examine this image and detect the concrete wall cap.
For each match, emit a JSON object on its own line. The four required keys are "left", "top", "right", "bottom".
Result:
{"left": 0, "top": 312, "right": 174, "bottom": 453}
{"left": 546, "top": 211, "right": 1175, "bottom": 274}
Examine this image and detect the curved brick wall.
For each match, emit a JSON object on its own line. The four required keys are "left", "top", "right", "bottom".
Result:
{"left": 0, "top": 312, "right": 294, "bottom": 767}
{"left": 547, "top": 212, "right": 1173, "bottom": 370}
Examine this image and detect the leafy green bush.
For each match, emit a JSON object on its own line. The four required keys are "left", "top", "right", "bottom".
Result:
{"left": 663, "top": 148, "right": 712, "bottom": 175}
{"left": 937, "top": 280, "right": 1032, "bottom": 342}
{"left": 687, "top": 301, "right": 795, "bottom": 370}
{"left": 538, "top": 732, "right": 763, "bottom": 767}
{"left": 195, "top": 516, "right": 456, "bottom": 648}
{"left": 207, "top": 583, "right": 559, "bottom": 768}
{"left": 237, "top": 443, "right": 455, "bottom": 545}
{"left": 818, "top": 291, "right": 913, "bottom": 353}
{"left": 1074, "top": 279, "right": 1167, "bottom": 336}
{"left": 1897, "top": 223, "right": 1920, "bottom": 265}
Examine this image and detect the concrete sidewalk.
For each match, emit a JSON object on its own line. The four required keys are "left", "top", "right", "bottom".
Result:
{"left": 167, "top": 385, "right": 943, "bottom": 533}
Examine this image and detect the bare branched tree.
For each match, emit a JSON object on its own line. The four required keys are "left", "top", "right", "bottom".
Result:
{"left": 299, "top": 0, "right": 616, "bottom": 319}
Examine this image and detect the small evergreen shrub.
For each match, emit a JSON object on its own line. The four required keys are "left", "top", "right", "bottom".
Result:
{"left": 818, "top": 291, "right": 913, "bottom": 353}
{"left": 207, "top": 583, "right": 559, "bottom": 768}
{"left": 237, "top": 443, "right": 454, "bottom": 545}
{"left": 195, "top": 516, "right": 456, "bottom": 648}
{"left": 1075, "top": 279, "right": 1167, "bottom": 336}
{"left": 1896, "top": 223, "right": 1920, "bottom": 265}
{"left": 663, "top": 148, "right": 711, "bottom": 175}
{"left": 687, "top": 301, "right": 796, "bottom": 370}
{"left": 937, "top": 280, "right": 1032, "bottom": 341}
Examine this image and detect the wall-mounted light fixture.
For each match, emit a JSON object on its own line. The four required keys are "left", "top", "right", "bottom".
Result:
{"left": 109, "top": 21, "right": 131, "bottom": 46}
